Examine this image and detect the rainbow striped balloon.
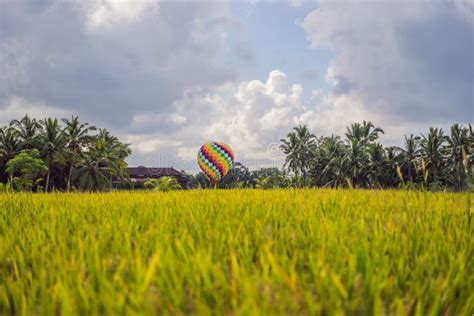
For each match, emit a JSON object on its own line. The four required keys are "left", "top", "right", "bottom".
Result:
{"left": 197, "top": 142, "right": 234, "bottom": 184}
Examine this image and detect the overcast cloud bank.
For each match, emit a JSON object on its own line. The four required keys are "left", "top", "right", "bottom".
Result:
{"left": 1, "top": 0, "right": 472, "bottom": 169}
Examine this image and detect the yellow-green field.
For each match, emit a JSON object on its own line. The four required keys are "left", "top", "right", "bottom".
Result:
{"left": 0, "top": 190, "right": 473, "bottom": 315}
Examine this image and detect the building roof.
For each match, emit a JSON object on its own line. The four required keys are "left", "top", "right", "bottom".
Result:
{"left": 127, "top": 166, "right": 184, "bottom": 177}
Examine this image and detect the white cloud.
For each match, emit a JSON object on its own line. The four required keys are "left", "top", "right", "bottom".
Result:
{"left": 120, "top": 70, "right": 305, "bottom": 168}
{"left": 191, "top": 70, "right": 304, "bottom": 159}
{"left": 289, "top": 0, "right": 308, "bottom": 8}
{"left": 161, "top": 53, "right": 472, "bottom": 170}
{"left": 82, "top": 0, "right": 160, "bottom": 31}
{"left": 0, "top": 97, "right": 73, "bottom": 126}
{"left": 0, "top": 0, "right": 234, "bottom": 129}
{"left": 169, "top": 114, "right": 187, "bottom": 125}
{"left": 301, "top": 0, "right": 474, "bottom": 127}
{"left": 0, "top": 40, "right": 30, "bottom": 96}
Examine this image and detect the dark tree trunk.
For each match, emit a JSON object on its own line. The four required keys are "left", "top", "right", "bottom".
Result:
{"left": 407, "top": 163, "right": 412, "bottom": 182}
{"left": 45, "top": 169, "right": 51, "bottom": 192}
{"left": 67, "top": 164, "right": 73, "bottom": 192}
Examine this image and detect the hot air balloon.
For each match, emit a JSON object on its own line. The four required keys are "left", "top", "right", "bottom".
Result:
{"left": 197, "top": 142, "right": 234, "bottom": 186}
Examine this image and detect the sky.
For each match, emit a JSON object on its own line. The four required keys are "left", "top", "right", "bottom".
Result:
{"left": 1, "top": 0, "right": 473, "bottom": 171}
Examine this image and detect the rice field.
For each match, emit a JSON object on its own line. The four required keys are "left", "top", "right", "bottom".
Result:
{"left": 0, "top": 189, "right": 473, "bottom": 315}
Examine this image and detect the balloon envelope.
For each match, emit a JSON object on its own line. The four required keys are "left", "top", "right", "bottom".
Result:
{"left": 197, "top": 142, "right": 234, "bottom": 184}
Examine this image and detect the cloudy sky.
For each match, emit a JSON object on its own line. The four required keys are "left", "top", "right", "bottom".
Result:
{"left": 1, "top": 0, "right": 473, "bottom": 170}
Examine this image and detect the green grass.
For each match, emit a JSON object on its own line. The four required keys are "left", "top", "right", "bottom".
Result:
{"left": 0, "top": 189, "right": 473, "bottom": 315}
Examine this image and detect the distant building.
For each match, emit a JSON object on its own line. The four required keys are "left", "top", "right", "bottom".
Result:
{"left": 126, "top": 166, "right": 188, "bottom": 188}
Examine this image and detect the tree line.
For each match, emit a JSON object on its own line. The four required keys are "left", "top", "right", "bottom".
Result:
{"left": 2, "top": 115, "right": 472, "bottom": 192}
{"left": 279, "top": 122, "right": 473, "bottom": 191}
{"left": 182, "top": 164, "right": 292, "bottom": 189}
{"left": 0, "top": 115, "right": 131, "bottom": 192}
{"left": 184, "top": 122, "right": 472, "bottom": 191}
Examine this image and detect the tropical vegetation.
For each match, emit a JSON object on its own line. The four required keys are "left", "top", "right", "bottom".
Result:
{"left": 144, "top": 176, "right": 183, "bottom": 191}
{"left": 2, "top": 115, "right": 472, "bottom": 192}
{"left": 186, "top": 121, "right": 472, "bottom": 191}
{"left": 0, "top": 115, "right": 131, "bottom": 192}
{"left": 280, "top": 122, "right": 473, "bottom": 191}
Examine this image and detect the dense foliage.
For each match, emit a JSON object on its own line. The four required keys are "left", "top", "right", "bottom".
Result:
{"left": 2, "top": 115, "right": 472, "bottom": 192}
{"left": 0, "top": 190, "right": 472, "bottom": 314}
{"left": 144, "top": 176, "right": 183, "bottom": 191}
{"left": 280, "top": 122, "right": 473, "bottom": 191}
{"left": 184, "top": 164, "right": 293, "bottom": 189}
{"left": 186, "top": 122, "right": 472, "bottom": 191}
{"left": 0, "top": 115, "right": 131, "bottom": 192}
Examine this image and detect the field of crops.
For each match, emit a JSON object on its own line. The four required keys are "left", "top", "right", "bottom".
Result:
{"left": 0, "top": 189, "right": 472, "bottom": 315}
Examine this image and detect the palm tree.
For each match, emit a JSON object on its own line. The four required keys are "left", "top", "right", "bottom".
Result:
{"left": 75, "top": 152, "right": 116, "bottom": 192}
{"left": 341, "top": 138, "right": 368, "bottom": 187}
{"left": 9, "top": 114, "right": 41, "bottom": 149}
{"left": 276, "top": 122, "right": 472, "bottom": 191}
{"left": 97, "top": 129, "right": 131, "bottom": 186}
{"left": 366, "top": 143, "right": 387, "bottom": 188}
{"left": 467, "top": 124, "right": 474, "bottom": 179}
{"left": 0, "top": 115, "right": 132, "bottom": 192}
{"left": 294, "top": 125, "right": 317, "bottom": 185}
{"left": 39, "top": 118, "right": 66, "bottom": 192}
{"left": 419, "top": 128, "right": 447, "bottom": 187}
{"left": 311, "top": 135, "right": 346, "bottom": 187}
{"left": 0, "top": 126, "right": 22, "bottom": 183}
{"left": 280, "top": 125, "right": 316, "bottom": 186}
{"left": 62, "top": 116, "right": 96, "bottom": 191}
{"left": 342, "top": 121, "right": 384, "bottom": 187}
{"left": 345, "top": 121, "right": 384, "bottom": 144}
{"left": 396, "top": 134, "right": 421, "bottom": 183}
{"left": 75, "top": 130, "right": 131, "bottom": 191}
{"left": 75, "top": 137, "right": 114, "bottom": 191}
{"left": 445, "top": 124, "right": 470, "bottom": 189}
{"left": 385, "top": 146, "right": 401, "bottom": 187}
{"left": 280, "top": 131, "right": 300, "bottom": 178}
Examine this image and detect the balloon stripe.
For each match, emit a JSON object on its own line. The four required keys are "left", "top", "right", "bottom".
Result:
{"left": 210, "top": 143, "right": 230, "bottom": 171}
{"left": 201, "top": 152, "right": 221, "bottom": 180}
{"left": 197, "top": 142, "right": 234, "bottom": 184}
{"left": 214, "top": 143, "right": 232, "bottom": 163}
{"left": 198, "top": 151, "right": 220, "bottom": 180}
{"left": 200, "top": 160, "right": 219, "bottom": 183}
{"left": 198, "top": 152, "right": 215, "bottom": 177}
{"left": 204, "top": 144, "right": 226, "bottom": 176}
{"left": 217, "top": 143, "right": 234, "bottom": 160}
{"left": 215, "top": 142, "right": 234, "bottom": 160}
{"left": 211, "top": 143, "right": 232, "bottom": 170}
{"left": 198, "top": 159, "right": 217, "bottom": 182}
